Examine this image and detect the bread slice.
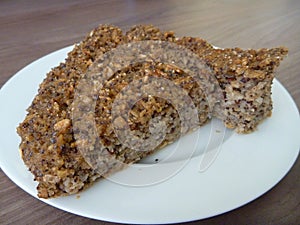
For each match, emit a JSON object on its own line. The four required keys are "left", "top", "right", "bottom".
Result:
{"left": 17, "top": 25, "right": 287, "bottom": 198}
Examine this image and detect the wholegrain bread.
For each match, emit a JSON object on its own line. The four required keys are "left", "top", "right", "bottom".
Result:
{"left": 17, "top": 25, "right": 288, "bottom": 198}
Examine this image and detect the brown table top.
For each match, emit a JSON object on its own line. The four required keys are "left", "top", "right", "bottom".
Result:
{"left": 0, "top": 0, "right": 299, "bottom": 224}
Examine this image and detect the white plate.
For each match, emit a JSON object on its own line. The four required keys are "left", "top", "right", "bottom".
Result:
{"left": 0, "top": 46, "right": 299, "bottom": 224}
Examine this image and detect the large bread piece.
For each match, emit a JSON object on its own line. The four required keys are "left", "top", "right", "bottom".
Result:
{"left": 17, "top": 25, "right": 287, "bottom": 198}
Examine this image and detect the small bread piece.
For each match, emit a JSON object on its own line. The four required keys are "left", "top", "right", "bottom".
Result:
{"left": 176, "top": 37, "right": 287, "bottom": 132}
{"left": 17, "top": 25, "right": 288, "bottom": 198}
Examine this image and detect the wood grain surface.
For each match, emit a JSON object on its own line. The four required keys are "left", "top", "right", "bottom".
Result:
{"left": 0, "top": 0, "right": 299, "bottom": 224}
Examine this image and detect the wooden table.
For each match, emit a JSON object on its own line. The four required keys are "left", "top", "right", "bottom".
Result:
{"left": 1, "top": 1, "right": 299, "bottom": 224}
